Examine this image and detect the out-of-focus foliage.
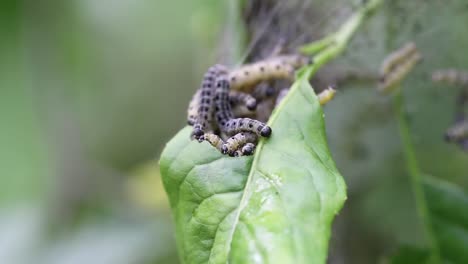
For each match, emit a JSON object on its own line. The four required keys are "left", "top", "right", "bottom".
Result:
{"left": 1, "top": 0, "right": 467, "bottom": 263}
{"left": 0, "top": 0, "right": 226, "bottom": 263}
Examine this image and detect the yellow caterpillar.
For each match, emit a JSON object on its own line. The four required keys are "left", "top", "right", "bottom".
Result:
{"left": 318, "top": 86, "right": 337, "bottom": 105}
{"left": 432, "top": 69, "right": 468, "bottom": 86}
{"left": 229, "top": 54, "right": 311, "bottom": 92}
{"left": 378, "top": 50, "right": 422, "bottom": 93}
{"left": 379, "top": 42, "right": 417, "bottom": 77}
{"left": 202, "top": 133, "right": 224, "bottom": 151}
{"left": 221, "top": 132, "right": 258, "bottom": 156}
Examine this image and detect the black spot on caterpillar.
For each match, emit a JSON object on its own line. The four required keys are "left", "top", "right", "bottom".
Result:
{"left": 229, "top": 90, "right": 257, "bottom": 111}
{"left": 229, "top": 54, "right": 311, "bottom": 92}
{"left": 233, "top": 143, "right": 256, "bottom": 157}
{"left": 432, "top": 69, "right": 468, "bottom": 87}
{"left": 221, "top": 132, "right": 258, "bottom": 156}
{"left": 445, "top": 119, "right": 468, "bottom": 143}
{"left": 191, "top": 65, "right": 228, "bottom": 140}
{"left": 378, "top": 47, "right": 422, "bottom": 93}
{"left": 379, "top": 42, "right": 417, "bottom": 77}
{"left": 214, "top": 74, "right": 272, "bottom": 138}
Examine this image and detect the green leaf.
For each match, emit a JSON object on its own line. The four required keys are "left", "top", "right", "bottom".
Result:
{"left": 389, "top": 245, "right": 430, "bottom": 264}
{"left": 159, "top": 73, "right": 346, "bottom": 264}
{"left": 423, "top": 176, "right": 468, "bottom": 264}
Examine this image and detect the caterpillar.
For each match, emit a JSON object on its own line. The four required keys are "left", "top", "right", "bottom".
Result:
{"left": 318, "top": 86, "right": 337, "bottom": 105}
{"left": 444, "top": 119, "right": 468, "bottom": 143}
{"left": 229, "top": 54, "right": 312, "bottom": 92}
{"left": 189, "top": 89, "right": 259, "bottom": 125}
{"left": 378, "top": 51, "right": 422, "bottom": 93}
{"left": 233, "top": 143, "right": 257, "bottom": 157}
{"left": 201, "top": 133, "right": 224, "bottom": 151}
{"left": 232, "top": 105, "right": 256, "bottom": 118}
{"left": 221, "top": 132, "right": 258, "bottom": 156}
{"left": 229, "top": 90, "right": 257, "bottom": 110}
{"left": 191, "top": 64, "right": 228, "bottom": 140}
{"left": 432, "top": 69, "right": 468, "bottom": 86}
{"left": 214, "top": 74, "right": 272, "bottom": 138}
{"left": 187, "top": 90, "right": 200, "bottom": 126}
{"left": 379, "top": 42, "right": 417, "bottom": 77}
{"left": 252, "top": 83, "right": 276, "bottom": 100}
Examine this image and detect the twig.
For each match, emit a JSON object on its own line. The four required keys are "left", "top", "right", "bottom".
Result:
{"left": 393, "top": 90, "right": 441, "bottom": 264}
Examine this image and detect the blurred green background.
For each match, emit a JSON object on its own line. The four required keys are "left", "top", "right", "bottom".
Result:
{"left": 0, "top": 0, "right": 226, "bottom": 263}
{"left": 1, "top": 0, "right": 467, "bottom": 263}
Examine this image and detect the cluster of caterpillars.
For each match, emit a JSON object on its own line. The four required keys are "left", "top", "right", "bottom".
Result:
{"left": 432, "top": 69, "right": 468, "bottom": 150}
{"left": 187, "top": 54, "right": 315, "bottom": 157}
{"left": 378, "top": 42, "right": 422, "bottom": 93}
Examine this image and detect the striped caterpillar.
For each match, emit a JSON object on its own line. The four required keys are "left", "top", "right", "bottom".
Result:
{"left": 188, "top": 89, "right": 258, "bottom": 125}
{"left": 191, "top": 65, "right": 228, "bottom": 140}
{"left": 379, "top": 42, "right": 417, "bottom": 77}
{"left": 221, "top": 132, "right": 258, "bottom": 156}
{"left": 378, "top": 43, "right": 422, "bottom": 93}
{"left": 202, "top": 132, "right": 257, "bottom": 156}
{"left": 229, "top": 54, "right": 312, "bottom": 92}
{"left": 214, "top": 74, "right": 272, "bottom": 138}
{"left": 432, "top": 69, "right": 468, "bottom": 86}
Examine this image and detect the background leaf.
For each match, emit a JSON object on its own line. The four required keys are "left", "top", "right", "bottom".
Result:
{"left": 160, "top": 74, "right": 346, "bottom": 264}
{"left": 424, "top": 176, "right": 468, "bottom": 263}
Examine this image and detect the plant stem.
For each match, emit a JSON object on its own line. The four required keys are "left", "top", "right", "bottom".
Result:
{"left": 299, "top": 0, "right": 383, "bottom": 80}
{"left": 393, "top": 90, "right": 441, "bottom": 264}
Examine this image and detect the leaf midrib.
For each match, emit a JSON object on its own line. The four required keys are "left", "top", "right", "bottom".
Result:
{"left": 222, "top": 75, "right": 308, "bottom": 262}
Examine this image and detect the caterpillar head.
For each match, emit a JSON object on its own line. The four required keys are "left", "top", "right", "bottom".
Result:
{"left": 242, "top": 143, "right": 256, "bottom": 156}
{"left": 221, "top": 145, "right": 229, "bottom": 155}
{"left": 260, "top": 126, "right": 272, "bottom": 137}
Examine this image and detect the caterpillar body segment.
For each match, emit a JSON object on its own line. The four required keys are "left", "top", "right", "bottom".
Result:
{"left": 445, "top": 120, "right": 468, "bottom": 143}
{"left": 222, "top": 118, "right": 272, "bottom": 138}
{"left": 213, "top": 74, "right": 272, "bottom": 138}
{"left": 192, "top": 64, "right": 228, "bottom": 140}
{"left": 229, "top": 54, "right": 311, "bottom": 92}
{"left": 432, "top": 69, "right": 468, "bottom": 86}
{"left": 232, "top": 105, "right": 256, "bottom": 118}
{"left": 252, "top": 83, "right": 276, "bottom": 100}
{"left": 379, "top": 42, "right": 417, "bottom": 77}
{"left": 378, "top": 52, "right": 422, "bottom": 93}
{"left": 229, "top": 90, "right": 257, "bottom": 110}
{"left": 202, "top": 133, "right": 225, "bottom": 151}
{"left": 241, "top": 143, "right": 256, "bottom": 156}
{"left": 187, "top": 90, "right": 201, "bottom": 126}
{"left": 221, "top": 132, "right": 258, "bottom": 156}
{"left": 233, "top": 143, "right": 256, "bottom": 157}
{"left": 318, "top": 86, "right": 337, "bottom": 105}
